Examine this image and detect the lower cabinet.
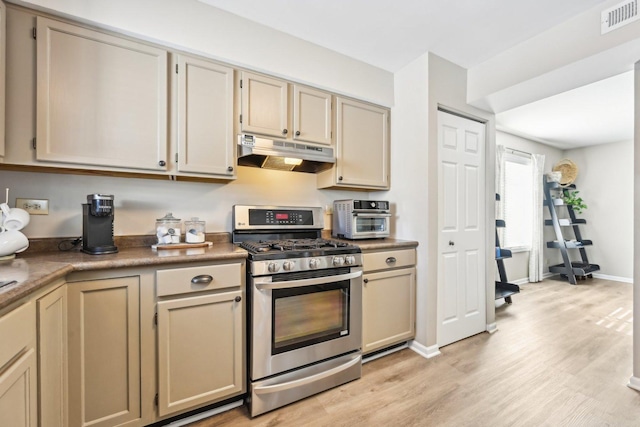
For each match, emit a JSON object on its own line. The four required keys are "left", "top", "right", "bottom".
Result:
{"left": 362, "top": 248, "right": 417, "bottom": 355}
{"left": 0, "top": 301, "right": 37, "bottom": 427}
{"left": 67, "top": 275, "right": 141, "bottom": 427}
{"left": 37, "top": 284, "right": 68, "bottom": 427}
{"left": 155, "top": 262, "right": 245, "bottom": 418}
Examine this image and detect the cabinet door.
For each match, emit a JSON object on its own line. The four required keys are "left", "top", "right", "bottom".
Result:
{"left": 333, "top": 97, "right": 390, "bottom": 189}
{"left": 362, "top": 267, "right": 416, "bottom": 355}
{"left": 0, "top": 349, "right": 37, "bottom": 427}
{"left": 240, "top": 71, "right": 288, "bottom": 138}
{"left": 176, "top": 55, "right": 236, "bottom": 178}
{"left": 36, "top": 17, "right": 168, "bottom": 171}
{"left": 292, "top": 84, "right": 332, "bottom": 145}
{"left": 0, "top": 0, "right": 6, "bottom": 158}
{"left": 38, "top": 284, "right": 68, "bottom": 427}
{"left": 67, "top": 276, "right": 141, "bottom": 427}
{"left": 157, "top": 290, "right": 244, "bottom": 417}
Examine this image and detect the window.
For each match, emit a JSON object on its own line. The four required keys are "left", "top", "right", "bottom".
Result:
{"left": 503, "top": 153, "right": 533, "bottom": 251}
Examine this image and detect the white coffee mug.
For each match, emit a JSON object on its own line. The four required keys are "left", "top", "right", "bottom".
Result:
{"left": 0, "top": 204, "right": 30, "bottom": 231}
{"left": 0, "top": 230, "right": 29, "bottom": 256}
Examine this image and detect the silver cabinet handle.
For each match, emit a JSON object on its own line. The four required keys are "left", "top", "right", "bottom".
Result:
{"left": 191, "top": 275, "right": 213, "bottom": 285}
{"left": 386, "top": 257, "right": 396, "bottom": 264}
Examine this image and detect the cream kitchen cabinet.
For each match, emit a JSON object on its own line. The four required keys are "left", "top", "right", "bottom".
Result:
{"left": 362, "top": 248, "right": 416, "bottom": 355}
{"left": 36, "top": 17, "right": 169, "bottom": 172}
{"left": 318, "top": 97, "right": 390, "bottom": 190}
{"left": 174, "top": 54, "right": 236, "bottom": 179}
{"left": 239, "top": 71, "right": 332, "bottom": 145}
{"left": 155, "top": 262, "right": 245, "bottom": 417}
{"left": 0, "top": 0, "right": 6, "bottom": 159}
{"left": 67, "top": 275, "right": 142, "bottom": 427}
{"left": 37, "top": 282, "right": 67, "bottom": 427}
{"left": 0, "top": 301, "right": 37, "bottom": 427}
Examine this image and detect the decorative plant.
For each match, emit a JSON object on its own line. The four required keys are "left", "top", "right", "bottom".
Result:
{"left": 562, "top": 190, "right": 587, "bottom": 214}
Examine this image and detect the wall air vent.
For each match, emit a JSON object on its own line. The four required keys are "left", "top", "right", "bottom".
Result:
{"left": 601, "top": 0, "right": 639, "bottom": 34}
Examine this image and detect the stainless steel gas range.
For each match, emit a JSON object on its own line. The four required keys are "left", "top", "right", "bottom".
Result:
{"left": 232, "top": 205, "right": 363, "bottom": 417}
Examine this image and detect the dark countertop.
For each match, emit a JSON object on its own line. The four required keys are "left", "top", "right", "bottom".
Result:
{"left": 0, "top": 235, "right": 418, "bottom": 312}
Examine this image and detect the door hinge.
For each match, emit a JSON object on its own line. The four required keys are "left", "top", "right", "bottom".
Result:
{"left": 240, "top": 79, "right": 243, "bottom": 89}
{"left": 154, "top": 393, "right": 158, "bottom": 407}
{"left": 32, "top": 28, "right": 36, "bottom": 40}
{"left": 175, "top": 153, "right": 178, "bottom": 163}
{"left": 239, "top": 114, "right": 242, "bottom": 124}
{"left": 32, "top": 138, "right": 36, "bottom": 150}
{"left": 175, "top": 64, "right": 178, "bottom": 74}
{"left": 154, "top": 312, "right": 158, "bottom": 325}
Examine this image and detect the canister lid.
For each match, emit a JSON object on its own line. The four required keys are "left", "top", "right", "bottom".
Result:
{"left": 156, "top": 212, "right": 181, "bottom": 222}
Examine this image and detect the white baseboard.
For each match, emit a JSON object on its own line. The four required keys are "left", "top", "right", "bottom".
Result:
{"left": 592, "top": 273, "right": 633, "bottom": 283}
{"left": 167, "top": 400, "right": 244, "bottom": 426}
{"left": 628, "top": 376, "right": 640, "bottom": 392}
{"left": 486, "top": 322, "right": 498, "bottom": 334}
{"left": 510, "top": 272, "right": 554, "bottom": 285}
{"left": 409, "top": 340, "right": 440, "bottom": 359}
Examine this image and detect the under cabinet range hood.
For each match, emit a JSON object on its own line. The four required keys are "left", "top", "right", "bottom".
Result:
{"left": 237, "top": 134, "right": 335, "bottom": 173}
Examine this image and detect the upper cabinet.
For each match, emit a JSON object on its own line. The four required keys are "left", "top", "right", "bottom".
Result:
{"left": 318, "top": 97, "right": 390, "bottom": 190}
{"left": 175, "top": 55, "right": 236, "bottom": 178}
{"left": 0, "top": 1, "right": 6, "bottom": 160}
{"left": 240, "top": 71, "right": 332, "bottom": 145}
{"left": 36, "top": 17, "right": 169, "bottom": 172}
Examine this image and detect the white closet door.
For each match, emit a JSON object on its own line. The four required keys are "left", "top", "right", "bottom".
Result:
{"left": 437, "top": 111, "right": 486, "bottom": 347}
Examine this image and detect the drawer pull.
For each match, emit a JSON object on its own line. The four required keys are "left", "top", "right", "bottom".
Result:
{"left": 386, "top": 257, "right": 397, "bottom": 264}
{"left": 235, "top": 296, "right": 242, "bottom": 302}
{"left": 191, "top": 275, "right": 213, "bottom": 285}
{"left": 363, "top": 278, "right": 368, "bottom": 284}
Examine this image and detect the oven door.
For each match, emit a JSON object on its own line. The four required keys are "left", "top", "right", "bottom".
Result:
{"left": 251, "top": 267, "right": 362, "bottom": 381}
{"left": 351, "top": 213, "right": 391, "bottom": 239}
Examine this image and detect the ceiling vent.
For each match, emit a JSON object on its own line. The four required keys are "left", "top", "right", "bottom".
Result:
{"left": 601, "top": 0, "right": 639, "bottom": 34}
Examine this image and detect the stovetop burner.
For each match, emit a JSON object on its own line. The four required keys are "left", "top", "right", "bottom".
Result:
{"left": 241, "top": 238, "right": 352, "bottom": 253}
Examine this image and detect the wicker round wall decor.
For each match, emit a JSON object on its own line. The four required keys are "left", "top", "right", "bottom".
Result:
{"left": 552, "top": 159, "right": 578, "bottom": 186}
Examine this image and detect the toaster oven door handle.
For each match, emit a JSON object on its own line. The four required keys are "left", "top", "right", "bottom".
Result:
{"left": 254, "top": 270, "right": 362, "bottom": 290}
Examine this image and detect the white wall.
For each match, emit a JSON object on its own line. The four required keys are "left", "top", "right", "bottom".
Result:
{"left": 385, "top": 52, "right": 430, "bottom": 346}
{"left": 565, "top": 140, "right": 634, "bottom": 280}
{"left": 495, "top": 131, "right": 564, "bottom": 281}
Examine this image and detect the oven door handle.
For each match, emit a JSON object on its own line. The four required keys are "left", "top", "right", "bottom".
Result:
{"left": 354, "top": 213, "right": 391, "bottom": 217}
{"left": 253, "top": 354, "right": 361, "bottom": 395}
{"left": 254, "top": 270, "right": 362, "bottom": 290}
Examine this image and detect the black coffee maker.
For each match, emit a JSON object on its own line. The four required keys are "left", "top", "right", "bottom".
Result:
{"left": 82, "top": 194, "right": 118, "bottom": 255}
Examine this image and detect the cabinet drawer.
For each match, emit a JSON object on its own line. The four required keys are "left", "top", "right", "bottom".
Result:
{"left": 363, "top": 249, "right": 416, "bottom": 272}
{"left": 157, "top": 263, "right": 242, "bottom": 297}
{"left": 0, "top": 302, "right": 35, "bottom": 370}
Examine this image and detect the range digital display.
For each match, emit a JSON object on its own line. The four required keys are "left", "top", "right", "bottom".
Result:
{"left": 248, "top": 209, "right": 315, "bottom": 226}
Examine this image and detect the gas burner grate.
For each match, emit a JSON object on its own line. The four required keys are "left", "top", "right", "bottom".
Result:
{"left": 240, "top": 238, "right": 350, "bottom": 253}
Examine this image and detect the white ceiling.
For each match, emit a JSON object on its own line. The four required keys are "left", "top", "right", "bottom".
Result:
{"left": 198, "top": 0, "right": 631, "bottom": 149}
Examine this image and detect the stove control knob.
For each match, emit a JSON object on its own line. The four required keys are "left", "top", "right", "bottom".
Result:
{"left": 283, "top": 261, "right": 295, "bottom": 271}
{"left": 309, "top": 258, "right": 321, "bottom": 269}
{"left": 344, "top": 255, "right": 356, "bottom": 265}
{"left": 332, "top": 256, "right": 345, "bottom": 266}
{"left": 268, "top": 262, "right": 281, "bottom": 273}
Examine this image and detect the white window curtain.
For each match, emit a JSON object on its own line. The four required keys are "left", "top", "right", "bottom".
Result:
{"left": 496, "top": 146, "right": 546, "bottom": 282}
{"left": 529, "top": 153, "right": 545, "bottom": 282}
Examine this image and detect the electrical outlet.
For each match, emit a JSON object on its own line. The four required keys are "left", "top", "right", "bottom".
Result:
{"left": 15, "top": 198, "right": 49, "bottom": 215}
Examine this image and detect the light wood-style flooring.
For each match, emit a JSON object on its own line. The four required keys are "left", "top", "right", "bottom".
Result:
{"left": 193, "top": 277, "right": 640, "bottom": 426}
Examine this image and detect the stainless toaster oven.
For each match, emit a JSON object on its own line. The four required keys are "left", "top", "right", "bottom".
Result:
{"left": 332, "top": 199, "right": 390, "bottom": 240}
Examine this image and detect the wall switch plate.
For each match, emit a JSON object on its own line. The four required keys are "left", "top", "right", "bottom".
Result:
{"left": 15, "top": 198, "right": 49, "bottom": 215}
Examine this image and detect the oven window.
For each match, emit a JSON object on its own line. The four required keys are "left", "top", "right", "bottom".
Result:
{"left": 356, "top": 217, "right": 387, "bottom": 233}
{"left": 272, "top": 281, "right": 349, "bottom": 354}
